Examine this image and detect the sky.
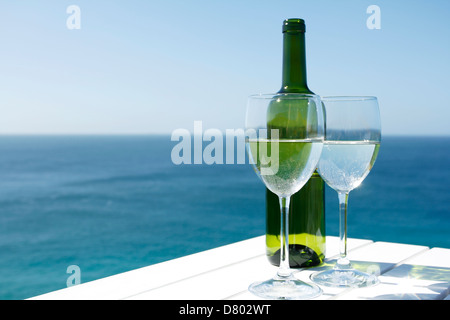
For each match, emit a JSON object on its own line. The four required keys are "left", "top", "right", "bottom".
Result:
{"left": 0, "top": 0, "right": 449, "bottom": 136}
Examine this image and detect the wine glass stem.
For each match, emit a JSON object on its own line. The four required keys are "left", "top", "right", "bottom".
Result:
{"left": 337, "top": 192, "right": 351, "bottom": 269}
{"left": 277, "top": 196, "right": 292, "bottom": 278}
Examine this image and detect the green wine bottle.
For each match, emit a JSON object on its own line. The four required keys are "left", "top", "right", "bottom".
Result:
{"left": 265, "top": 18, "right": 326, "bottom": 268}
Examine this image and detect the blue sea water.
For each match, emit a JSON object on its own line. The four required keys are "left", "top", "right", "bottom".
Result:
{"left": 0, "top": 135, "right": 448, "bottom": 299}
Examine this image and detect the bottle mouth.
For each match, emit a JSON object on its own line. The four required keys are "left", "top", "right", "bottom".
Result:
{"left": 282, "top": 18, "right": 306, "bottom": 33}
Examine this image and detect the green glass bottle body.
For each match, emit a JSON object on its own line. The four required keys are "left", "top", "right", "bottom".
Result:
{"left": 265, "top": 19, "right": 326, "bottom": 268}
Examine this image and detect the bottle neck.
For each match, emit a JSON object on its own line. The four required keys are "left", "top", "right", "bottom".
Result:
{"left": 278, "top": 31, "right": 312, "bottom": 94}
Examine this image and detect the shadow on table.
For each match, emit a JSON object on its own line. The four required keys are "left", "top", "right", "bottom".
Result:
{"left": 299, "top": 259, "right": 450, "bottom": 300}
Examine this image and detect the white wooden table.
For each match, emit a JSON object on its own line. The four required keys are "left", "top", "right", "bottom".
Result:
{"left": 29, "top": 236, "right": 450, "bottom": 300}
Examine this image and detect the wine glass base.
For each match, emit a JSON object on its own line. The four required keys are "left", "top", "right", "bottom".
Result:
{"left": 248, "top": 276, "right": 322, "bottom": 300}
{"left": 310, "top": 268, "right": 379, "bottom": 288}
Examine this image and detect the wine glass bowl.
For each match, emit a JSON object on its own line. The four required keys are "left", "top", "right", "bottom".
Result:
{"left": 245, "top": 93, "right": 324, "bottom": 299}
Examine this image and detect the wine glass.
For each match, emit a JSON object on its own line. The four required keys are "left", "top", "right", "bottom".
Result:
{"left": 310, "top": 96, "right": 381, "bottom": 288}
{"left": 245, "top": 93, "right": 324, "bottom": 299}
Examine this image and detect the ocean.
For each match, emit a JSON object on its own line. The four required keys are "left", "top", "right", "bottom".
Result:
{"left": 0, "top": 135, "right": 448, "bottom": 299}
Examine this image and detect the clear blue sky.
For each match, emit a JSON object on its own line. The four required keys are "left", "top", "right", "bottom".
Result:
{"left": 0, "top": 0, "right": 449, "bottom": 135}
